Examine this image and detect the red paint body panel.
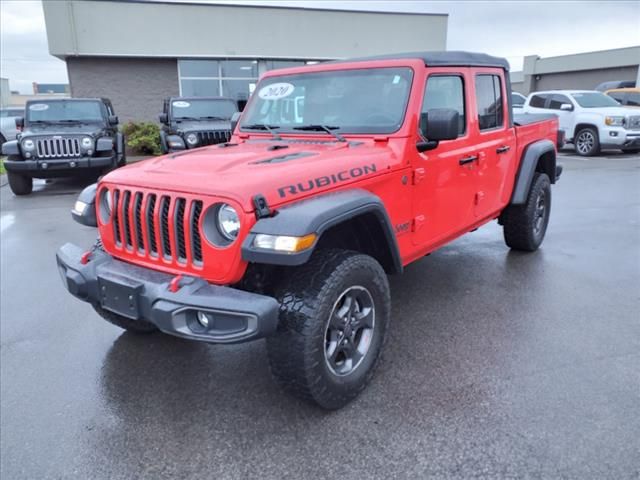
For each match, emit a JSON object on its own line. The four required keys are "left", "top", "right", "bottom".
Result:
{"left": 97, "top": 58, "right": 558, "bottom": 285}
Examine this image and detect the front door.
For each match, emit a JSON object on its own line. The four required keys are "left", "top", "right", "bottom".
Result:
{"left": 412, "top": 69, "right": 479, "bottom": 248}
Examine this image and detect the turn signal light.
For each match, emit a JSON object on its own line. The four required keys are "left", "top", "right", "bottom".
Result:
{"left": 253, "top": 233, "right": 317, "bottom": 253}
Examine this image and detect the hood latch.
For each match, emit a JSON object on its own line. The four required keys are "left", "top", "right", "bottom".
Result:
{"left": 253, "top": 194, "right": 272, "bottom": 220}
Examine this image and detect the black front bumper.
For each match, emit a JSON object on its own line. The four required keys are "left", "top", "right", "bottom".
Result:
{"left": 56, "top": 243, "right": 280, "bottom": 344}
{"left": 5, "top": 155, "right": 114, "bottom": 174}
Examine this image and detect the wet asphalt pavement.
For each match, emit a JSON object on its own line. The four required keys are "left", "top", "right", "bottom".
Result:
{"left": 1, "top": 152, "right": 639, "bottom": 479}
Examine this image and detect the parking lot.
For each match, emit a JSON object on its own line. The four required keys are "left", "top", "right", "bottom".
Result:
{"left": 1, "top": 151, "right": 639, "bottom": 479}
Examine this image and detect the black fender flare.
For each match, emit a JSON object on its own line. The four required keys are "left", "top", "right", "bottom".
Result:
{"left": 116, "top": 132, "right": 125, "bottom": 156}
{"left": 510, "top": 139, "right": 556, "bottom": 205}
{"left": 241, "top": 189, "right": 403, "bottom": 273}
{"left": 159, "top": 130, "right": 168, "bottom": 153}
{"left": 1, "top": 139, "right": 20, "bottom": 156}
{"left": 71, "top": 183, "right": 98, "bottom": 227}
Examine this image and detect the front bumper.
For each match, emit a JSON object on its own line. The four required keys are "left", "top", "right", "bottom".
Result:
{"left": 56, "top": 243, "right": 280, "bottom": 344}
{"left": 4, "top": 155, "right": 115, "bottom": 173}
{"left": 600, "top": 127, "right": 640, "bottom": 147}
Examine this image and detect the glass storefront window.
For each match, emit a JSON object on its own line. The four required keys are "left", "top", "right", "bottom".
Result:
{"left": 265, "top": 60, "right": 305, "bottom": 71}
{"left": 181, "top": 79, "right": 220, "bottom": 97}
{"left": 220, "top": 60, "right": 258, "bottom": 78}
{"left": 179, "top": 60, "right": 219, "bottom": 78}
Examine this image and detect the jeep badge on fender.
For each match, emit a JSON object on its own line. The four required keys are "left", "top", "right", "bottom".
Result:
{"left": 57, "top": 51, "right": 562, "bottom": 410}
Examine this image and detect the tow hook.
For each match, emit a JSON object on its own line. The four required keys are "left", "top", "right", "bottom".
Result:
{"left": 80, "top": 251, "right": 93, "bottom": 265}
{"left": 168, "top": 274, "right": 184, "bottom": 293}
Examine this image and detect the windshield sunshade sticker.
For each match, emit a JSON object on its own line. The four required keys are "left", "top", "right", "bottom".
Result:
{"left": 29, "top": 103, "right": 49, "bottom": 111}
{"left": 258, "top": 83, "right": 295, "bottom": 100}
{"left": 173, "top": 101, "right": 191, "bottom": 108}
{"left": 277, "top": 163, "right": 377, "bottom": 198}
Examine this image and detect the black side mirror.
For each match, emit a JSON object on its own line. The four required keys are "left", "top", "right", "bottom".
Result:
{"left": 158, "top": 113, "right": 168, "bottom": 124}
{"left": 417, "top": 109, "right": 459, "bottom": 152}
{"left": 108, "top": 115, "right": 119, "bottom": 126}
{"left": 230, "top": 112, "right": 241, "bottom": 133}
{"left": 15, "top": 117, "right": 24, "bottom": 129}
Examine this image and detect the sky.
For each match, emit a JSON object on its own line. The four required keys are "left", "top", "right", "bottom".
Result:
{"left": 1, "top": 0, "right": 639, "bottom": 94}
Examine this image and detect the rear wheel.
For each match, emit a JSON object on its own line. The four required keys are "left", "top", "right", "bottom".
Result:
{"left": 7, "top": 171, "right": 33, "bottom": 196}
{"left": 502, "top": 173, "right": 551, "bottom": 251}
{"left": 574, "top": 127, "right": 600, "bottom": 156}
{"left": 267, "top": 249, "right": 390, "bottom": 409}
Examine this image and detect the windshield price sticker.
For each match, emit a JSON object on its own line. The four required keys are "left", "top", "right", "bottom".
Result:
{"left": 29, "top": 104, "right": 49, "bottom": 111}
{"left": 258, "top": 83, "right": 295, "bottom": 100}
{"left": 173, "top": 101, "right": 191, "bottom": 108}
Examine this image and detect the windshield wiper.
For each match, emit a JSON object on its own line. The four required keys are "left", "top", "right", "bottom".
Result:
{"left": 56, "top": 119, "right": 85, "bottom": 124}
{"left": 293, "top": 124, "right": 346, "bottom": 142}
{"left": 199, "top": 115, "right": 226, "bottom": 120}
{"left": 28, "top": 120, "right": 54, "bottom": 125}
{"left": 241, "top": 123, "right": 282, "bottom": 140}
{"left": 175, "top": 116, "right": 200, "bottom": 122}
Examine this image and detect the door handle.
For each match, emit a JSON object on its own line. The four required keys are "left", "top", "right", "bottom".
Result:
{"left": 496, "top": 145, "right": 511, "bottom": 154}
{"left": 459, "top": 155, "right": 478, "bottom": 165}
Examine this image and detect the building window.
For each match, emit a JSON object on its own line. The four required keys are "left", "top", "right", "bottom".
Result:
{"left": 178, "top": 59, "right": 259, "bottom": 107}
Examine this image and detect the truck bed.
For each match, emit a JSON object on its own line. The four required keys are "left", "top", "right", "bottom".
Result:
{"left": 513, "top": 112, "right": 558, "bottom": 126}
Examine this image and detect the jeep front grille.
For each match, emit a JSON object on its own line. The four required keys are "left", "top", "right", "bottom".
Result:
{"left": 197, "top": 130, "right": 231, "bottom": 146}
{"left": 36, "top": 137, "right": 81, "bottom": 158}
{"left": 628, "top": 116, "right": 640, "bottom": 130}
{"left": 111, "top": 189, "right": 203, "bottom": 266}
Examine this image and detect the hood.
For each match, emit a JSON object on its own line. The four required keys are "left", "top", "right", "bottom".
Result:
{"left": 103, "top": 139, "right": 403, "bottom": 212}
{"left": 21, "top": 124, "right": 106, "bottom": 137}
{"left": 589, "top": 107, "right": 640, "bottom": 117}
{"left": 172, "top": 120, "right": 232, "bottom": 133}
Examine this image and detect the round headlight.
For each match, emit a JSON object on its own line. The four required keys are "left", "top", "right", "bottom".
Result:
{"left": 22, "top": 139, "right": 35, "bottom": 150}
{"left": 81, "top": 137, "right": 93, "bottom": 149}
{"left": 186, "top": 133, "right": 198, "bottom": 146}
{"left": 217, "top": 204, "right": 240, "bottom": 240}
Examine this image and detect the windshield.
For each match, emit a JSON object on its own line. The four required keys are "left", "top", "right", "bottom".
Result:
{"left": 240, "top": 67, "right": 414, "bottom": 134}
{"left": 26, "top": 101, "right": 105, "bottom": 124}
{"left": 171, "top": 99, "right": 238, "bottom": 120}
{"left": 571, "top": 92, "right": 620, "bottom": 108}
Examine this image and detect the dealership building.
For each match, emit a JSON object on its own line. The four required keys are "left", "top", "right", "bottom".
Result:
{"left": 42, "top": 0, "right": 448, "bottom": 122}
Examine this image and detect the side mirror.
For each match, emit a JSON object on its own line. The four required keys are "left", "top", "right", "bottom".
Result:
{"left": 71, "top": 183, "right": 98, "bottom": 227}
{"left": 15, "top": 117, "right": 24, "bottom": 129}
{"left": 417, "top": 109, "right": 459, "bottom": 152}
{"left": 230, "top": 112, "right": 241, "bottom": 133}
{"left": 108, "top": 115, "right": 119, "bottom": 125}
{"left": 158, "top": 113, "right": 168, "bottom": 124}
{"left": 560, "top": 103, "right": 573, "bottom": 111}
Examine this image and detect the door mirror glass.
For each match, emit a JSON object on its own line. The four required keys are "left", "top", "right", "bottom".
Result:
{"left": 158, "top": 112, "right": 169, "bottom": 124}
{"left": 108, "top": 115, "right": 119, "bottom": 125}
{"left": 420, "top": 109, "right": 460, "bottom": 141}
{"left": 560, "top": 103, "right": 573, "bottom": 111}
{"left": 15, "top": 117, "right": 24, "bottom": 129}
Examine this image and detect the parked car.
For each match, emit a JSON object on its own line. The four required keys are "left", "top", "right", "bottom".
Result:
{"left": 521, "top": 90, "right": 640, "bottom": 155}
{"left": 159, "top": 97, "right": 238, "bottom": 153}
{"left": 0, "top": 107, "right": 24, "bottom": 147}
{"left": 58, "top": 51, "right": 562, "bottom": 409}
{"left": 605, "top": 88, "right": 640, "bottom": 108}
{"left": 512, "top": 91, "right": 527, "bottom": 108}
{"left": 595, "top": 80, "right": 636, "bottom": 92}
{"left": 1, "top": 98, "right": 125, "bottom": 195}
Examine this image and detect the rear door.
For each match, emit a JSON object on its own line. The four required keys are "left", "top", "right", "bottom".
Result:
{"left": 412, "top": 68, "right": 478, "bottom": 248}
{"left": 471, "top": 70, "right": 516, "bottom": 218}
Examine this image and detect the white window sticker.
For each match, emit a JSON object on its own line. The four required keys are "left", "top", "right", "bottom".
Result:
{"left": 29, "top": 103, "right": 49, "bottom": 111}
{"left": 258, "top": 83, "right": 295, "bottom": 100}
{"left": 172, "top": 101, "right": 191, "bottom": 108}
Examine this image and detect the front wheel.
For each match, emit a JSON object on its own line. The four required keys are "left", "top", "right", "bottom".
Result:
{"left": 267, "top": 249, "right": 391, "bottom": 409}
{"left": 7, "top": 171, "right": 33, "bottom": 196}
{"left": 502, "top": 173, "right": 551, "bottom": 252}
{"left": 574, "top": 127, "right": 600, "bottom": 156}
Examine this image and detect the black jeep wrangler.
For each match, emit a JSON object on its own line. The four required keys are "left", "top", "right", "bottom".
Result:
{"left": 1, "top": 98, "right": 125, "bottom": 196}
{"left": 159, "top": 97, "right": 238, "bottom": 153}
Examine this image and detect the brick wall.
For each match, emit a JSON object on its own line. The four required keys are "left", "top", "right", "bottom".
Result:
{"left": 66, "top": 57, "right": 179, "bottom": 123}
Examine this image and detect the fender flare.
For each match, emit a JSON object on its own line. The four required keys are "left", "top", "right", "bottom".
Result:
{"left": 1, "top": 139, "right": 20, "bottom": 156}
{"left": 159, "top": 130, "right": 168, "bottom": 153}
{"left": 241, "top": 189, "right": 403, "bottom": 273}
{"left": 510, "top": 139, "right": 556, "bottom": 205}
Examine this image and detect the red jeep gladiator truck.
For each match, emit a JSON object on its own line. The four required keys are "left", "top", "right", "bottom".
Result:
{"left": 57, "top": 52, "right": 562, "bottom": 409}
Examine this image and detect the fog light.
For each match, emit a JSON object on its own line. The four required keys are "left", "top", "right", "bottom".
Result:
{"left": 610, "top": 131, "right": 618, "bottom": 137}
{"left": 87, "top": 149, "right": 93, "bottom": 155}
{"left": 25, "top": 152, "right": 32, "bottom": 159}
{"left": 70, "top": 161, "right": 77, "bottom": 168}
{"left": 42, "top": 162, "right": 48, "bottom": 169}
{"left": 197, "top": 311, "right": 212, "bottom": 328}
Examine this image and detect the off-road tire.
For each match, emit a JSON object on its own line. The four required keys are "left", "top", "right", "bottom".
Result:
{"left": 502, "top": 172, "right": 551, "bottom": 251}
{"left": 574, "top": 127, "right": 600, "bottom": 156}
{"left": 266, "top": 249, "right": 391, "bottom": 410}
{"left": 89, "top": 238, "right": 157, "bottom": 334}
{"left": 7, "top": 171, "right": 33, "bottom": 196}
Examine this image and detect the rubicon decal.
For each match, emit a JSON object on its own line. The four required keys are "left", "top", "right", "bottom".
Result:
{"left": 277, "top": 164, "right": 378, "bottom": 198}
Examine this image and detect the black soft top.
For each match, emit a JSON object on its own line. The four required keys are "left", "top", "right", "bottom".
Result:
{"left": 334, "top": 51, "right": 510, "bottom": 71}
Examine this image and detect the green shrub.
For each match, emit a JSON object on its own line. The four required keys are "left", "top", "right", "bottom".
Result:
{"left": 122, "top": 121, "right": 162, "bottom": 156}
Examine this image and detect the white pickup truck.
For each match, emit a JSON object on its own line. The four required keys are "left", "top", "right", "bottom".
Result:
{"left": 520, "top": 90, "right": 640, "bottom": 156}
